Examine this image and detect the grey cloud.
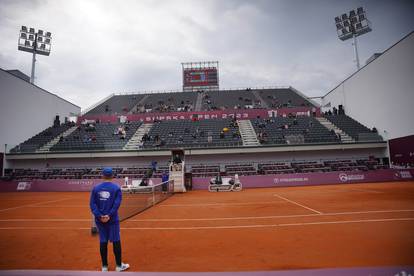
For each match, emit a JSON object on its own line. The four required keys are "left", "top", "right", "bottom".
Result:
{"left": 1, "top": 0, "right": 413, "bottom": 109}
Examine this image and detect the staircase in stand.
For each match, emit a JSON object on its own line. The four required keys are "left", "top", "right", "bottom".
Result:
{"left": 123, "top": 123, "right": 153, "bottom": 150}
{"left": 128, "top": 95, "right": 149, "bottom": 114}
{"left": 237, "top": 120, "right": 260, "bottom": 146}
{"left": 36, "top": 126, "right": 78, "bottom": 153}
{"left": 316, "top": 117, "right": 354, "bottom": 143}
{"left": 194, "top": 92, "right": 203, "bottom": 111}
{"left": 251, "top": 90, "right": 269, "bottom": 108}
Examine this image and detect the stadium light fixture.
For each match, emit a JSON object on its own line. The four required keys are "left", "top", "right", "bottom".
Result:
{"left": 334, "top": 7, "right": 372, "bottom": 70}
{"left": 18, "top": 26, "right": 52, "bottom": 84}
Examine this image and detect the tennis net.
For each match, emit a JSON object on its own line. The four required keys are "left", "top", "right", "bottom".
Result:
{"left": 119, "top": 180, "right": 174, "bottom": 221}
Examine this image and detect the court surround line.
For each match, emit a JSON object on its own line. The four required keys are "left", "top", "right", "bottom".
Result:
{"left": 1, "top": 209, "right": 413, "bottom": 222}
{"left": 0, "top": 198, "right": 73, "bottom": 213}
{"left": 273, "top": 193, "right": 322, "bottom": 214}
{"left": 0, "top": 217, "right": 413, "bottom": 230}
{"left": 160, "top": 201, "right": 286, "bottom": 207}
{"left": 129, "top": 209, "right": 414, "bottom": 222}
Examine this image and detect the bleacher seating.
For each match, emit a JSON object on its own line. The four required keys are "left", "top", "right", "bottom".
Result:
{"left": 251, "top": 116, "right": 339, "bottom": 145}
{"left": 325, "top": 114, "right": 382, "bottom": 142}
{"left": 225, "top": 163, "right": 257, "bottom": 176}
{"left": 291, "top": 161, "right": 331, "bottom": 173}
{"left": 201, "top": 90, "right": 259, "bottom": 110}
{"left": 85, "top": 88, "right": 317, "bottom": 116}
{"left": 143, "top": 118, "right": 242, "bottom": 149}
{"left": 133, "top": 92, "right": 198, "bottom": 113}
{"left": 10, "top": 123, "right": 74, "bottom": 153}
{"left": 118, "top": 166, "right": 168, "bottom": 179}
{"left": 50, "top": 121, "right": 142, "bottom": 152}
{"left": 257, "top": 89, "right": 314, "bottom": 108}
{"left": 86, "top": 94, "right": 145, "bottom": 115}
{"left": 191, "top": 164, "right": 220, "bottom": 177}
{"left": 4, "top": 157, "right": 388, "bottom": 180}
{"left": 258, "top": 162, "right": 293, "bottom": 174}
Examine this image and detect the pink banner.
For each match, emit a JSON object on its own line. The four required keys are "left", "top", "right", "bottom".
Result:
{"left": 0, "top": 178, "right": 162, "bottom": 192}
{"left": 2, "top": 169, "right": 410, "bottom": 192}
{"left": 191, "top": 169, "right": 414, "bottom": 190}
{"left": 79, "top": 107, "right": 320, "bottom": 124}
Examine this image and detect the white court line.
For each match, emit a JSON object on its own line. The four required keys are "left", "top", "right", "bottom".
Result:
{"left": 122, "top": 218, "right": 414, "bottom": 230}
{"left": 348, "top": 188, "right": 384, "bottom": 194}
{"left": 0, "top": 198, "right": 73, "bottom": 213}
{"left": 161, "top": 201, "right": 283, "bottom": 207}
{"left": 0, "top": 219, "right": 92, "bottom": 222}
{"left": 2, "top": 209, "right": 413, "bottom": 223}
{"left": 0, "top": 217, "right": 413, "bottom": 230}
{"left": 27, "top": 205, "right": 146, "bottom": 208}
{"left": 129, "top": 209, "right": 414, "bottom": 222}
{"left": 24, "top": 202, "right": 286, "bottom": 208}
{"left": 273, "top": 193, "right": 322, "bottom": 214}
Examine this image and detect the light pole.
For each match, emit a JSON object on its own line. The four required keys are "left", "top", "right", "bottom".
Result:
{"left": 383, "top": 130, "right": 392, "bottom": 168}
{"left": 2, "top": 144, "right": 6, "bottom": 178}
{"left": 334, "top": 7, "right": 372, "bottom": 70}
{"left": 18, "top": 26, "right": 52, "bottom": 84}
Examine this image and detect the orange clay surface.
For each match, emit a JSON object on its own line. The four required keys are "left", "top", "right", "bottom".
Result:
{"left": 0, "top": 181, "right": 413, "bottom": 272}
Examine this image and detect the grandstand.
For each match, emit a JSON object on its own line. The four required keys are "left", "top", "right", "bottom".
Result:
{"left": 3, "top": 84, "right": 390, "bottom": 191}
{"left": 6, "top": 87, "right": 385, "bottom": 154}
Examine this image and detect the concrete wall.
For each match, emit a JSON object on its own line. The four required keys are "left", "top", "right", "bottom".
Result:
{"left": 0, "top": 69, "right": 81, "bottom": 153}
{"left": 322, "top": 32, "right": 414, "bottom": 140}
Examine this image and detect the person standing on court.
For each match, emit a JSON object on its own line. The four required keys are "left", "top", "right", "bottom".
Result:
{"left": 90, "top": 167, "right": 130, "bottom": 272}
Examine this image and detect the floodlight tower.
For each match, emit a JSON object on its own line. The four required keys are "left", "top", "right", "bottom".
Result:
{"left": 18, "top": 26, "right": 52, "bottom": 84}
{"left": 334, "top": 7, "right": 372, "bottom": 70}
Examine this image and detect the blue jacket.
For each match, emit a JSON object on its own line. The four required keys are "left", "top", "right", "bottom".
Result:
{"left": 162, "top": 173, "right": 169, "bottom": 183}
{"left": 90, "top": 181, "right": 122, "bottom": 224}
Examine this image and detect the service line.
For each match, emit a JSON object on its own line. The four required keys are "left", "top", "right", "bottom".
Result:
{"left": 273, "top": 193, "right": 322, "bottom": 214}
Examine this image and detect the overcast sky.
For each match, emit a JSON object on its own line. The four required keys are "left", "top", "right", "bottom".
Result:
{"left": 0, "top": 0, "right": 413, "bottom": 110}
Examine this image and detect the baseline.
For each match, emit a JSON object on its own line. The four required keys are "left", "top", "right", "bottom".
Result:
{"left": 0, "top": 217, "right": 413, "bottom": 230}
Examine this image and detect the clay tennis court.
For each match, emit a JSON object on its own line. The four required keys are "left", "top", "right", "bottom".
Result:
{"left": 0, "top": 181, "right": 413, "bottom": 272}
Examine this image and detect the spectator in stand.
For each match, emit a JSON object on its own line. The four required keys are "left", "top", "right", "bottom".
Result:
{"left": 120, "top": 130, "right": 126, "bottom": 140}
{"left": 151, "top": 161, "right": 157, "bottom": 174}
{"left": 161, "top": 171, "right": 169, "bottom": 192}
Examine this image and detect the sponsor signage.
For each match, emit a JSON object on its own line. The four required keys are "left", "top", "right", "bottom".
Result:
{"left": 79, "top": 107, "right": 318, "bottom": 124}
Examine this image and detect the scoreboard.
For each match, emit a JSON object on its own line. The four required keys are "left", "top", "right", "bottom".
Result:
{"left": 183, "top": 68, "right": 218, "bottom": 87}
{"left": 182, "top": 61, "right": 219, "bottom": 91}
